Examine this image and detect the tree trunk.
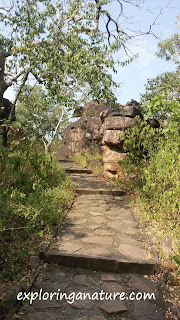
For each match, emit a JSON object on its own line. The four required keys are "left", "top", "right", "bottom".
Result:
{"left": 0, "top": 51, "right": 8, "bottom": 146}
{"left": 44, "top": 145, "right": 49, "bottom": 154}
{"left": 0, "top": 53, "right": 6, "bottom": 118}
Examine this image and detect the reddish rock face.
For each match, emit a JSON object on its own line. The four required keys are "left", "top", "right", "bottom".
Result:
{"left": 102, "top": 130, "right": 124, "bottom": 145}
{"left": 57, "top": 101, "right": 111, "bottom": 160}
{"left": 57, "top": 120, "right": 88, "bottom": 160}
{"left": 103, "top": 116, "right": 139, "bottom": 131}
{"left": 57, "top": 99, "right": 158, "bottom": 179}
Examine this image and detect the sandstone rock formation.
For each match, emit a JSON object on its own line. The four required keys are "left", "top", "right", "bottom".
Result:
{"left": 57, "top": 99, "right": 158, "bottom": 180}
{"left": 100, "top": 99, "right": 143, "bottom": 179}
{"left": 57, "top": 101, "right": 111, "bottom": 160}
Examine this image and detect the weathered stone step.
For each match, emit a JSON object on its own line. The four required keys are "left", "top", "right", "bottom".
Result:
{"left": 76, "top": 188, "right": 126, "bottom": 196}
{"left": 68, "top": 172, "right": 120, "bottom": 191}
{"left": 41, "top": 250, "right": 158, "bottom": 275}
{"left": 65, "top": 168, "right": 92, "bottom": 174}
{"left": 59, "top": 160, "right": 89, "bottom": 171}
{"left": 53, "top": 162, "right": 159, "bottom": 276}
{"left": 43, "top": 194, "right": 159, "bottom": 276}
{"left": 18, "top": 263, "right": 169, "bottom": 320}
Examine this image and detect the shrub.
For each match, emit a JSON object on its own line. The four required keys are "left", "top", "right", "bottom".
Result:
{"left": 137, "top": 123, "right": 180, "bottom": 232}
{"left": 73, "top": 142, "right": 104, "bottom": 176}
{"left": 0, "top": 144, "right": 75, "bottom": 281}
{"left": 119, "top": 121, "right": 180, "bottom": 259}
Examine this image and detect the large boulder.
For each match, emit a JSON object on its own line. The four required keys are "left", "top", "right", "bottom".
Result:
{"left": 123, "top": 99, "right": 143, "bottom": 119}
{"left": 102, "top": 145, "right": 126, "bottom": 162}
{"left": 102, "top": 130, "right": 124, "bottom": 146}
{"left": 82, "top": 101, "right": 110, "bottom": 118}
{"left": 100, "top": 99, "right": 143, "bottom": 179}
{"left": 103, "top": 116, "right": 138, "bottom": 131}
{"left": 57, "top": 119, "right": 88, "bottom": 160}
{"left": 57, "top": 101, "right": 111, "bottom": 160}
{"left": 85, "top": 117, "right": 103, "bottom": 141}
{"left": 100, "top": 109, "right": 121, "bottom": 123}
{"left": 102, "top": 145, "right": 127, "bottom": 179}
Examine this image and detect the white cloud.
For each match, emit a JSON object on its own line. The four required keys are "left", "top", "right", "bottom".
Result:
{"left": 129, "top": 38, "right": 156, "bottom": 67}
{"left": 135, "top": 46, "right": 155, "bottom": 67}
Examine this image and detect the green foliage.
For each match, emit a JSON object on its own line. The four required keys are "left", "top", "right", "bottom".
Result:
{"left": 123, "top": 120, "right": 160, "bottom": 165}
{"left": 116, "top": 120, "right": 180, "bottom": 257}
{"left": 137, "top": 122, "right": 180, "bottom": 238}
{"left": 141, "top": 72, "right": 180, "bottom": 122}
{"left": 0, "top": 147, "right": 74, "bottom": 230}
{"left": 2, "top": 0, "right": 120, "bottom": 105}
{"left": 73, "top": 143, "right": 104, "bottom": 176}
{"left": 156, "top": 33, "right": 180, "bottom": 68}
{"left": 122, "top": 31, "right": 180, "bottom": 263}
{"left": 141, "top": 29, "right": 180, "bottom": 123}
{"left": 16, "top": 84, "right": 68, "bottom": 144}
{"left": 0, "top": 143, "right": 75, "bottom": 281}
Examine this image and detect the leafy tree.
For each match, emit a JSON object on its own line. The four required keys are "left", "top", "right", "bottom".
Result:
{"left": 141, "top": 71, "right": 180, "bottom": 122}
{"left": 119, "top": 30, "right": 180, "bottom": 251}
{"left": 0, "top": 0, "right": 166, "bottom": 147}
{"left": 156, "top": 33, "right": 180, "bottom": 70}
{"left": 141, "top": 29, "right": 180, "bottom": 123}
{"left": 16, "top": 84, "right": 69, "bottom": 153}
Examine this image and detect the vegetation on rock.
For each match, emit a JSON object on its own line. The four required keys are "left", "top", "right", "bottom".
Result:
{"left": 73, "top": 142, "right": 104, "bottom": 177}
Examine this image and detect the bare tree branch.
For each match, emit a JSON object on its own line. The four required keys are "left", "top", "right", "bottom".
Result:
{"left": 0, "top": 0, "right": 14, "bottom": 13}
{"left": 42, "top": 106, "right": 65, "bottom": 153}
{"left": 68, "top": 0, "right": 164, "bottom": 48}
{"left": 125, "top": 5, "right": 165, "bottom": 40}
{"left": 5, "top": 68, "right": 28, "bottom": 89}
{"left": 31, "top": 71, "right": 44, "bottom": 84}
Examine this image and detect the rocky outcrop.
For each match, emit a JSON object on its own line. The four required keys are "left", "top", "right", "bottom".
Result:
{"left": 123, "top": 99, "right": 143, "bottom": 119}
{"left": 57, "top": 98, "right": 159, "bottom": 180}
{"left": 102, "top": 116, "right": 139, "bottom": 131}
{"left": 57, "top": 119, "right": 87, "bottom": 159}
{"left": 102, "top": 130, "right": 124, "bottom": 145}
{"left": 101, "top": 99, "right": 143, "bottom": 179}
{"left": 57, "top": 101, "right": 111, "bottom": 160}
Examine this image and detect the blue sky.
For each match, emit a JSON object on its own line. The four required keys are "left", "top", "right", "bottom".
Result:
{"left": 1, "top": 0, "right": 180, "bottom": 105}
{"left": 111, "top": 0, "right": 180, "bottom": 104}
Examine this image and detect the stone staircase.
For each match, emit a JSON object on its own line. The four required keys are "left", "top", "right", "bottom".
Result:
{"left": 42, "top": 160, "right": 159, "bottom": 275}
{"left": 18, "top": 161, "right": 172, "bottom": 320}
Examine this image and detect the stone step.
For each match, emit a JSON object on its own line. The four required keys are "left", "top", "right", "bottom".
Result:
{"left": 50, "top": 162, "right": 159, "bottom": 276}
{"left": 59, "top": 159, "right": 74, "bottom": 163}
{"left": 65, "top": 168, "right": 92, "bottom": 174}
{"left": 19, "top": 263, "right": 169, "bottom": 320}
{"left": 41, "top": 250, "right": 158, "bottom": 275}
{"left": 42, "top": 193, "right": 159, "bottom": 276}
{"left": 76, "top": 188, "right": 126, "bottom": 196}
{"left": 67, "top": 173, "right": 119, "bottom": 191}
